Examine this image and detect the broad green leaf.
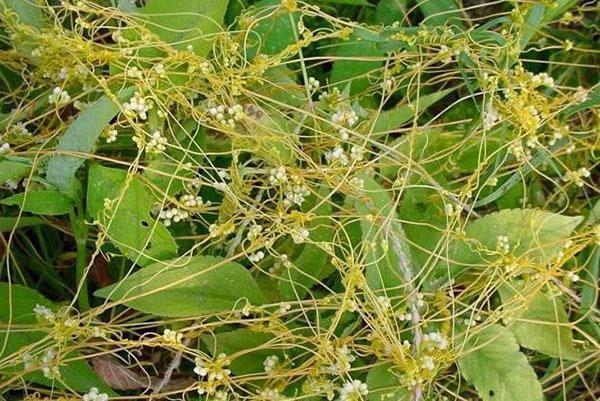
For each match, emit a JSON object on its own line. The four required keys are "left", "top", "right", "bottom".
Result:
{"left": 200, "top": 329, "right": 283, "bottom": 376}
{"left": 0, "top": 216, "right": 43, "bottom": 232}
{"left": 1, "top": 191, "right": 73, "bottom": 216}
{"left": 0, "top": 159, "right": 32, "bottom": 184}
{"left": 138, "top": 0, "right": 229, "bottom": 57}
{"left": 87, "top": 164, "right": 177, "bottom": 266}
{"left": 279, "top": 189, "right": 335, "bottom": 300}
{"left": 95, "top": 255, "right": 267, "bottom": 317}
{"left": 416, "top": 0, "right": 464, "bottom": 28}
{"left": 446, "top": 209, "right": 582, "bottom": 275}
{"left": 117, "top": 0, "right": 137, "bottom": 12}
{"left": 458, "top": 324, "right": 544, "bottom": 401}
{"left": 319, "top": 0, "right": 371, "bottom": 5}
{"left": 355, "top": 172, "right": 404, "bottom": 297}
{"left": 46, "top": 88, "right": 134, "bottom": 200}
{"left": 371, "top": 88, "right": 455, "bottom": 133}
{"left": 518, "top": 5, "right": 544, "bottom": 50}
{"left": 247, "top": 0, "right": 299, "bottom": 58}
{"left": 499, "top": 285, "right": 579, "bottom": 360}
{"left": 366, "top": 363, "right": 410, "bottom": 401}
{"left": 0, "top": 0, "right": 46, "bottom": 28}
{"left": 375, "top": 0, "right": 408, "bottom": 26}
{"left": 0, "top": 283, "right": 112, "bottom": 393}
{"left": 330, "top": 38, "right": 384, "bottom": 96}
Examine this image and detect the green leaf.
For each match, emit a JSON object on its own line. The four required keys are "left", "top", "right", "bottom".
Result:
{"left": 375, "top": 0, "right": 408, "bottom": 26}
{"left": 355, "top": 172, "right": 404, "bottom": 297}
{"left": 94, "top": 255, "right": 267, "bottom": 317}
{"left": 0, "top": 283, "right": 112, "bottom": 393}
{"left": 200, "top": 329, "right": 283, "bottom": 376}
{"left": 0, "top": 159, "right": 32, "bottom": 184}
{"left": 279, "top": 188, "right": 335, "bottom": 300}
{"left": 0, "top": 0, "right": 46, "bottom": 28}
{"left": 499, "top": 285, "right": 579, "bottom": 360}
{"left": 45, "top": 88, "right": 134, "bottom": 199}
{"left": 0, "top": 216, "right": 43, "bottom": 232}
{"left": 366, "top": 363, "right": 410, "bottom": 401}
{"left": 330, "top": 38, "right": 384, "bottom": 96}
{"left": 1, "top": 191, "right": 73, "bottom": 216}
{"left": 416, "top": 0, "right": 464, "bottom": 28}
{"left": 138, "top": 0, "right": 229, "bottom": 57}
{"left": 87, "top": 164, "right": 177, "bottom": 266}
{"left": 247, "top": 0, "right": 299, "bottom": 57}
{"left": 446, "top": 209, "right": 582, "bottom": 275}
{"left": 458, "top": 324, "right": 544, "bottom": 401}
{"left": 371, "top": 88, "right": 455, "bottom": 133}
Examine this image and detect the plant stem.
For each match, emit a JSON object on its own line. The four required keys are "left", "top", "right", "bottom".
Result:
{"left": 70, "top": 210, "right": 90, "bottom": 311}
{"left": 388, "top": 224, "right": 423, "bottom": 401}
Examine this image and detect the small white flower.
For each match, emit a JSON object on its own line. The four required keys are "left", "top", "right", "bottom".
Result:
{"left": 339, "top": 379, "right": 368, "bottom": 401}
{"left": 248, "top": 251, "right": 265, "bottom": 263}
{"left": 263, "top": 355, "right": 279, "bottom": 373}
{"left": 308, "top": 77, "right": 320, "bottom": 91}
{"left": 421, "top": 356, "right": 435, "bottom": 371}
{"left": 83, "top": 387, "right": 109, "bottom": 401}
{"left": 0, "top": 143, "right": 11, "bottom": 154}
{"left": 325, "top": 145, "right": 348, "bottom": 167}
{"left": 566, "top": 271, "right": 580, "bottom": 283}
{"left": 105, "top": 129, "right": 118, "bottom": 143}
{"left": 146, "top": 130, "right": 168, "bottom": 154}
{"left": 34, "top": 304, "right": 55, "bottom": 323}
{"left": 163, "top": 328, "right": 183, "bottom": 345}
{"left": 269, "top": 166, "right": 288, "bottom": 185}
{"left": 496, "top": 235, "right": 510, "bottom": 254}
{"left": 573, "top": 86, "right": 589, "bottom": 103}
{"left": 291, "top": 228, "right": 309, "bottom": 244}
{"left": 247, "top": 224, "right": 263, "bottom": 241}
{"left": 122, "top": 91, "right": 152, "bottom": 120}
{"left": 483, "top": 102, "right": 500, "bottom": 129}
{"left": 48, "top": 87, "right": 71, "bottom": 106}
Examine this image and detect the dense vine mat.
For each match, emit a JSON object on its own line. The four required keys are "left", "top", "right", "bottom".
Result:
{"left": 0, "top": 1, "right": 598, "bottom": 401}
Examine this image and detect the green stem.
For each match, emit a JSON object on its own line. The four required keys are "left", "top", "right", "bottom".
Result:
{"left": 70, "top": 209, "right": 90, "bottom": 311}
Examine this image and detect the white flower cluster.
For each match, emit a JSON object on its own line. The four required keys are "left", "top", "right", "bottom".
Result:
{"left": 24, "top": 348, "right": 60, "bottom": 379}
{"left": 283, "top": 175, "right": 310, "bottom": 207}
{"left": 194, "top": 353, "right": 231, "bottom": 395}
{"left": 422, "top": 331, "right": 449, "bottom": 350}
{"left": 496, "top": 235, "right": 510, "bottom": 254}
{"left": 123, "top": 91, "right": 152, "bottom": 120}
{"left": 159, "top": 207, "right": 189, "bottom": 227}
{"left": 269, "top": 166, "right": 288, "bottom": 185}
{"left": 381, "top": 77, "right": 394, "bottom": 92}
{"left": 34, "top": 304, "right": 56, "bottom": 323}
{"left": 291, "top": 227, "right": 309, "bottom": 244}
{"left": 573, "top": 86, "right": 589, "bottom": 103}
{"left": 331, "top": 107, "right": 358, "bottom": 139}
{"left": 483, "top": 102, "right": 500, "bottom": 129}
{"left": 180, "top": 194, "right": 208, "bottom": 208}
{"left": 104, "top": 128, "right": 118, "bottom": 143}
{"left": 163, "top": 328, "right": 183, "bottom": 345}
{"left": 529, "top": 71, "right": 554, "bottom": 88}
{"left": 263, "top": 355, "right": 279, "bottom": 373}
{"left": 566, "top": 271, "right": 580, "bottom": 283}
{"left": 248, "top": 250, "right": 265, "bottom": 263}
{"left": 564, "top": 167, "right": 590, "bottom": 187}
{"left": 324, "top": 344, "right": 356, "bottom": 375}
{"left": 339, "top": 379, "right": 368, "bottom": 401}
{"left": 126, "top": 66, "right": 143, "bottom": 79}
{"left": 259, "top": 388, "right": 286, "bottom": 401}
{"left": 325, "top": 145, "right": 348, "bottom": 167}
{"left": 146, "top": 130, "right": 168, "bottom": 154}
{"left": 208, "top": 104, "right": 244, "bottom": 128}
{"left": 349, "top": 145, "right": 364, "bottom": 161}
{"left": 308, "top": 76, "right": 320, "bottom": 91}
{"left": 0, "top": 142, "right": 11, "bottom": 154}
{"left": 421, "top": 355, "right": 435, "bottom": 371}
{"left": 83, "top": 387, "right": 109, "bottom": 401}
{"left": 12, "top": 122, "right": 31, "bottom": 136}
{"left": 376, "top": 295, "right": 391, "bottom": 310}
{"left": 48, "top": 87, "right": 71, "bottom": 106}
{"left": 247, "top": 224, "right": 263, "bottom": 241}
